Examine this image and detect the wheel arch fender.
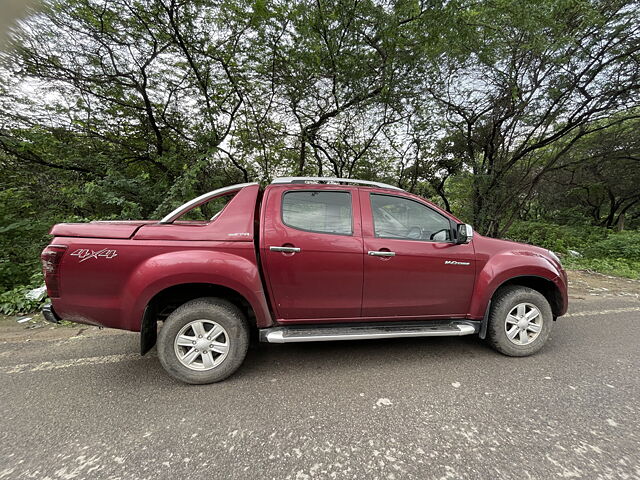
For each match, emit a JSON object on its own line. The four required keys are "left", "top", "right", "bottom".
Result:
{"left": 122, "top": 250, "right": 273, "bottom": 336}
{"left": 471, "top": 252, "right": 567, "bottom": 335}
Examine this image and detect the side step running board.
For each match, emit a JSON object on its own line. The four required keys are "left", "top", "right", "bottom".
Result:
{"left": 260, "top": 321, "right": 480, "bottom": 344}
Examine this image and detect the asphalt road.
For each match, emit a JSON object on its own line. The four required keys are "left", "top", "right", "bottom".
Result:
{"left": 1, "top": 296, "right": 639, "bottom": 480}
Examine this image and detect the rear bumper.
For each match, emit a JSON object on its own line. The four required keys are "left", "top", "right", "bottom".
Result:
{"left": 42, "top": 304, "right": 62, "bottom": 324}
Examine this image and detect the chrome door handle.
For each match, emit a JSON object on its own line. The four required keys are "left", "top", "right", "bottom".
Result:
{"left": 368, "top": 250, "right": 395, "bottom": 257}
{"left": 270, "top": 246, "right": 301, "bottom": 253}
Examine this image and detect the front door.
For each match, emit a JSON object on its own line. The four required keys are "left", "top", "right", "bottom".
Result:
{"left": 360, "top": 191, "right": 476, "bottom": 318}
{"left": 261, "top": 186, "right": 363, "bottom": 322}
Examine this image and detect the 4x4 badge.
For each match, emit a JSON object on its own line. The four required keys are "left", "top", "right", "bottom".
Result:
{"left": 70, "top": 248, "right": 118, "bottom": 263}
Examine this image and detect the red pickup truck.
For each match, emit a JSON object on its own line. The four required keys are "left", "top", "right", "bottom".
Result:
{"left": 41, "top": 177, "right": 567, "bottom": 384}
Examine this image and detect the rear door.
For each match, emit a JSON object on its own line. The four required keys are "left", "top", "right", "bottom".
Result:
{"left": 360, "top": 190, "right": 476, "bottom": 318}
{"left": 261, "top": 186, "right": 363, "bottom": 322}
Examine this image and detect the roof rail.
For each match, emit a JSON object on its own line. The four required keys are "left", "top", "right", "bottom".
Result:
{"left": 271, "top": 177, "right": 403, "bottom": 191}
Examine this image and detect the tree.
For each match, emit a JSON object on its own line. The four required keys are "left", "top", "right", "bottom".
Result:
{"left": 1, "top": 0, "right": 639, "bottom": 292}
{"left": 539, "top": 116, "right": 640, "bottom": 229}
{"left": 424, "top": 0, "right": 640, "bottom": 235}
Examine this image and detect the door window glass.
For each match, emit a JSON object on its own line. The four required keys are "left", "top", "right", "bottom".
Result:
{"left": 282, "top": 191, "right": 352, "bottom": 235}
{"left": 370, "top": 194, "right": 451, "bottom": 241}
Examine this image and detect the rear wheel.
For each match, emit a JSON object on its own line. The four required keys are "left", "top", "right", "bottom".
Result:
{"left": 157, "top": 297, "right": 249, "bottom": 384}
{"left": 486, "top": 286, "right": 553, "bottom": 357}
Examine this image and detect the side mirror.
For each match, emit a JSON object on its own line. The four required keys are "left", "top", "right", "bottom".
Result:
{"left": 456, "top": 223, "right": 474, "bottom": 244}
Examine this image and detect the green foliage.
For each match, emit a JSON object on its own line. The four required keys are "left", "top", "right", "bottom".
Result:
{"left": 533, "top": 115, "right": 640, "bottom": 229}
{"left": 505, "top": 221, "right": 609, "bottom": 254}
{"left": 581, "top": 231, "right": 640, "bottom": 267}
{"left": 0, "top": 272, "right": 46, "bottom": 315}
{"left": 0, "top": 188, "right": 54, "bottom": 291}
{"left": 563, "top": 257, "right": 640, "bottom": 280}
{"left": 506, "top": 221, "right": 640, "bottom": 279}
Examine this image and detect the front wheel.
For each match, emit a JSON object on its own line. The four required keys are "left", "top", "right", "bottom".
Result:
{"left": 486, "top": 286, "right": 553, "bottom": 357}
{"left": 157, "top": 297, "right": 250, "bottom": 384}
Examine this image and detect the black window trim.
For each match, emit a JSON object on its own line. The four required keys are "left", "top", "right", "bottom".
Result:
{"left": 281, "top": 189, "right": 355, "bottom": 237}
{"left": 369, "top": 192, "right": 456, "bottom": 243}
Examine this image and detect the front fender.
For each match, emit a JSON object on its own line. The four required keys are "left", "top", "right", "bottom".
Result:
{"left": 122, "top": 249, "right": 272, "bottom": 330}
{"left": 468, "top": 251, "right": 566, "bottom": 319}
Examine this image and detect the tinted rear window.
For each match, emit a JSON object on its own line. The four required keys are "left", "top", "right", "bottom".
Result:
{"left": 282, "top": 191, "right": 352, "bottom": 235}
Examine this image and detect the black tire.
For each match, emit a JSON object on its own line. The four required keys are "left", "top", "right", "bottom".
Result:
{"left": 486, "top": 286, "right": 553, "bottom": 357}
{"left": 157, "top": 297, "right": 250, "bottom": 384}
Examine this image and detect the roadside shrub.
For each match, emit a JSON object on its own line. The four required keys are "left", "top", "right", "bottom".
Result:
{"left": 582, "top": 231, "right": 640, "bottom": 261}
{"left": 505, "top": 221, "right": 608, "bottom": 254}
{"left": 0, "top": 272, "right": 47, "bottom": 315}
{"left": 0, "top": 188, "right": 56, "bottom": 292}
{"left": 505, "top": 221, "right": 640, "bottom": 279}
{"left": 563, "top": 257, "right": 640, "bottom": 279}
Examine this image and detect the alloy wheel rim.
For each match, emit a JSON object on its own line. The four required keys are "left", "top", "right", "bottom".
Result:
{"left": 504, "top": 302, "right": 543, "bottom": 346}
{"left": 174, "top": 319, "right": 230, "bottom": 371}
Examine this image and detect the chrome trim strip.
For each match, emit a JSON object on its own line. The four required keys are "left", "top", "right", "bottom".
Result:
{"left": 272, "top": 177, "right": 404, "bottom": 191}
{"left": 263, "top": 322, "right": 478, "bottom": 343}
{"left": 368, "top": 251, "right": 396, "bottom": 257}
{"left": 269, "top": 246, "right": 301, "bottom": 253}
{"left": 159, "top": 182, "right": 259, "bottom": 224}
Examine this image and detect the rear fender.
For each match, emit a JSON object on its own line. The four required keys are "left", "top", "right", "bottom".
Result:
{"left": 123, "top": 250, "right": 273, "bottom": 331}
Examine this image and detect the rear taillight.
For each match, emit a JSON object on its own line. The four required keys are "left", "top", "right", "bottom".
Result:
{"left": 41, "top": 245, "right": 67, "bottom": 298}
